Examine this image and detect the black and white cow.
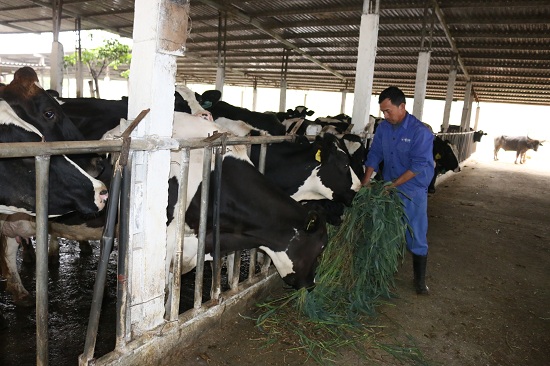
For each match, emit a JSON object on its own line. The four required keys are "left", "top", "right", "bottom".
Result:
{"left": 314, "top": 114, "right": 353, "bottom": 135}
{"left": 55, "top": 97, "right": 128, "bottom": 140}
{"left": 138, "top": 112, "right": 328, "bottom": 291}
{"left": 0, "top": 100, "right": 108, "bottom": 216}
{"left": 275, "top": 106, "right": 322, "bottom": 135}
{"left": 249, "top": 133, "right": 362, "bottom": 206}
{"left": 0, "top": 67, "right": 110, "bottom": 179}
{"left": 429, "top": 136, "right": 460, "bottom": 194}
{"left": 0, "top": 101, "right": 108, "bottom": 306}
{"left": 440, "top": 125, "right": 487, "bottom": 143}
{"left": 197, "top": 90, "right": 287, "bottom": 136}
{"left": 494, "top": 135, "right": 543, "bottom": 164}
{"left": 0, "top": 67, "right": 85, "bottom": 142}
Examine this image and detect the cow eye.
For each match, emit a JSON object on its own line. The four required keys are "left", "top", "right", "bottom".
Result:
{"left": 43, "top": 110, "right": 56, "bottom": 120}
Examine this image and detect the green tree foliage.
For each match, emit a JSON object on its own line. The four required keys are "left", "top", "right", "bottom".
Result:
{"left": 65, "top": 38, "right": 131, "bottom": 98}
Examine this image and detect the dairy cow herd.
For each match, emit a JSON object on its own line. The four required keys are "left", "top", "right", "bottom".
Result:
{"left": 0, "top": 67, "right": 364, "bottom": 317}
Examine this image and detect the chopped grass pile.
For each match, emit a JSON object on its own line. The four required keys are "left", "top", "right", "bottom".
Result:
{"left": 254, "top": 181, "right": 410, "bottom": 363}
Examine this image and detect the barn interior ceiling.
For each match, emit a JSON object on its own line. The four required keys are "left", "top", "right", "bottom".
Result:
{"left": 1, "top": 1, "right": 549, "bottom": 106}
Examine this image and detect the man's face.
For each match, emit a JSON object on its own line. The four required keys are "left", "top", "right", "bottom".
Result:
{"left": 380, "top": 98, "right": 406, "bottom": 124}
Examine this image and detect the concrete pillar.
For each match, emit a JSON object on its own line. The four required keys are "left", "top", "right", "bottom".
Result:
{"left": 75, "top": 18, "right": 84, "bottom": 98}
{"left": 473, "top": 104, "right": 480, "bottom": 131}
{"left": 460, "top": 81, "right": 472, "bottom": 131}
{"left": 412, "top": 51, "right": 430, "bottom": 121}
{"left": 252, "top": 79, "right": 258, "bottom": 111}
{"left": 215, "top": 66, "right": 224, "bottom": 96}
{"left": 351, "top": 1, "right": 379, "bottom": 134}
{"left": 340, "top": 90, "right": 347, "bottom": 114}
{"left": 126, "top": 0, "right": 188, "bottom": 335}
{"left": 50, "top": 42, "right": 64, "bottom": 93}
{"left": 466, "top": 96, "right": 474, "bottom": 130}
{"left": 50, "top": 0, "right": 64, "bottom": 93}
{"left": 442, "top": 59, "right": 458, "bottom": 132}
{"left": 279, "top": 79, "right": 287, "bottom": 112}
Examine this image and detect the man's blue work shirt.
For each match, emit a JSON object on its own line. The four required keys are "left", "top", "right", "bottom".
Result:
{"left": 365, "top": 112, "right": 434, "bottom": 196}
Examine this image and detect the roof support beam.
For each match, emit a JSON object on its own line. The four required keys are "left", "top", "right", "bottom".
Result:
{"left": 432, "top": 0, "right": 478, "bottom": 102}
{"left": 28, "top": 0, "right": 133, "bottom": 38}
{"left": 196, "top": 0, "right": 348, "bottom": 82}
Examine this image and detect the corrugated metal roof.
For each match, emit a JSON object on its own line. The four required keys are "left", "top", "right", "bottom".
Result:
{"left": 1, "top": 0, "right": 549, "bottom": 105}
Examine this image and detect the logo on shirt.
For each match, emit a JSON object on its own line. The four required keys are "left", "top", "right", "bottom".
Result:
{"left": 401, "top": 138, "right": 411, "bottom": 143}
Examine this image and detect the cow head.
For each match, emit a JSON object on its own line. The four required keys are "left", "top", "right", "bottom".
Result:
{"left": 527, "top": 136, "right": 542, "bottom": 151}
{"left": 269, "top": 210, "right": 327, "bottom": 290}
{"left": 312, "top": 133, "right": 362, "bottom": 206}
{"left": 473, "top": 130, "right": 487, "bottom": 142}
{"left": 433, "top": 136, "right": 460, "bottom": 173}
{"left": 341, "top": 133, "right": 366, "bottom": 179}
{"left": 198, "top": 89, "right": 222, "bottom": 109}
{"left": 0, "top": 67, "right": 85, "bottom": 142}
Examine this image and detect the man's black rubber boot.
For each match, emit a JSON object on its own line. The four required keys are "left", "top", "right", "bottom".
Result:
{"left": 413, "top": 254, "right": 429, "bottom": 295}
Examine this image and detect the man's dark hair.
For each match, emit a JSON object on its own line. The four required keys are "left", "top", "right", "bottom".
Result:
{"left": 379, "top": 86, "right": 406, "bottom": 106}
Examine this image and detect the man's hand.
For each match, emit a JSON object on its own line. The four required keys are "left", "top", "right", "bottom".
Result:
{"left": 361, "top": 179, "right": 372, "bottom": 188}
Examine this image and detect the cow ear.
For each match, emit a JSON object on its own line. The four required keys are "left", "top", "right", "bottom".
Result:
{"left": 201, "top": 90, "right": 221, "bottom": 104}
{"left": 304, "top": 211, "right": 321, "bottom": 232}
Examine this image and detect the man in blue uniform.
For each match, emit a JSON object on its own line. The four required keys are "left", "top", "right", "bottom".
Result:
{"left": 362, "top": 86, "right": 434, "bottom": 295}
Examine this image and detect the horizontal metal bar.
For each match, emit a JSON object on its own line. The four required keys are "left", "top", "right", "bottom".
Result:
{"left": 0, "top": 134, "right": 311, "bottom": 159}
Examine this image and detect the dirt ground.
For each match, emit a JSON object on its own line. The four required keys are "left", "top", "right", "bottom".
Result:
{"left": 165, "top": 148, "right": 550, "bottom": 366}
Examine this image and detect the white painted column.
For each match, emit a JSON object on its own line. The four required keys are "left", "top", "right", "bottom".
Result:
{"left": 473, "top": 104, "right": 480, "bottom": 131}
{"left": 460, "top": 81, "right": 472, "bottom": 131}
{"left": 442, "top": 61, "right": 457, "bottom": 132}
{"left": 127, "top": 0, "right": 188, "bottom": 335}
{"left": 466, "top": 96, "right": 474, "bottom": 130}
{"left": 50, "top": 0, "right": 64, "bottom": 93}
{"left": 340, "top": 90, "right": 347, "bottom": 114}
{"left": 412, "top": 51, "right": 431, "bottom": 121}
{"left": 50, "top": 42, "right": 64, "bottom": 92}
{"left": 75, "top": 17, "right": 84, "bottom": 98}
{"left": 351, "top": 1, "right": 379, "bottom": 134}
{"left": 215, "top": 66, "right": 224, "bottom": 96}
{"left": 279, "top": 79, "right": 287, "bottom": 112}
{"left": 252, "top": 83, "right": 258, "bottom": 111}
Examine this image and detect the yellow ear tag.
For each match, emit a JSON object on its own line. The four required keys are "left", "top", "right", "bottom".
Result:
{"left": 435, "top": 153, "right": 441, "bottom": 160}
{"left": 315, "top": 149, "right": 322, "bottom": 162}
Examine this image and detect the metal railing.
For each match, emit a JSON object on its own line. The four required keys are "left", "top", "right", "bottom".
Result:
{"left": 435, "top": 130, "right": 476, "bottom": 164}
{"left": 1, "top": 132, "right": 307, "bottom": 365}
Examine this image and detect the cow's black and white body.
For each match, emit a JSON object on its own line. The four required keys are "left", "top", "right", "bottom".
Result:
{"left": 104, "top": 112, "right": 328, "bottom": 292}
{"left": 0, "top": 100, "right": 108, "bottom": 216}
{"left": 0, "top": 102, "right": 108, "bottom": 305}
{"left": 197, "top": 90, "right": 287, "bottom": 136}
{"left": 494, "top": 135, "right": 543, "bottom": 164}
{"left": 429, "top": 136, "right": 460, "bottom": 193}
{"left": 169, "top": 113, "right": 327, "bottom": 289}
{"left": 0, "top": 68, "right": 109, "bottom": 305}
{"left": 55, "top": 97, "right": 128, "bottom": 140}
{"left": 249, "top": 133, "right": 362, "bottom": 205}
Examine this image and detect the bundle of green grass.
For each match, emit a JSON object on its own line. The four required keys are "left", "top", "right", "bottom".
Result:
{"left": 255, "top": 181, "right": 409, "bottom": 362}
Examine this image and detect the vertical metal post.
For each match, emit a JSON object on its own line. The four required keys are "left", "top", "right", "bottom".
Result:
{"left": 35, "top": 155, "right": 51, "bottom": 366}
{"left": 168, "top": 148, "right": 190, "bottom": 321}
{"left": 80, "top": 164, "right": 123, "bottom": 365}
{"left": 194, "top": 147, "right": 212, "bottom": 309}
{"left": 211, "top": 146, "right": 223, "bottom": 299}
{"left": 116, "top": 163, "right": 132, "bottom": 347}
{"left": 258, "top": 143, "right": 271, "bottom": 272}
